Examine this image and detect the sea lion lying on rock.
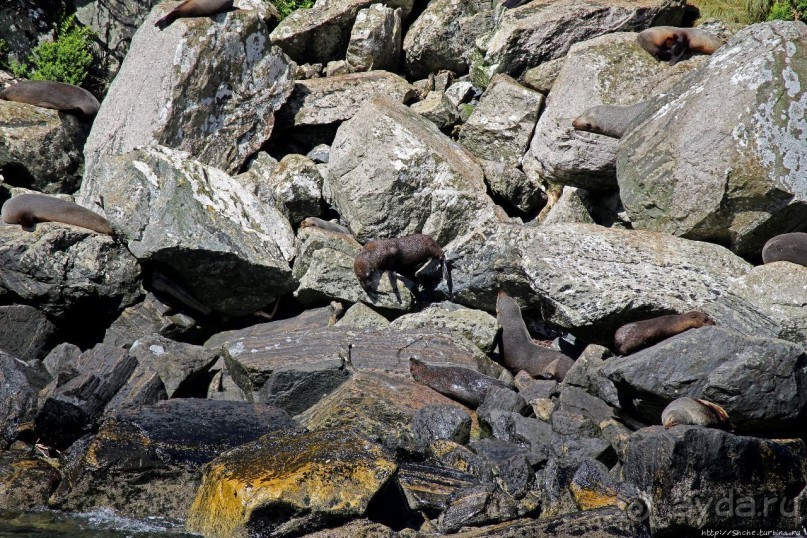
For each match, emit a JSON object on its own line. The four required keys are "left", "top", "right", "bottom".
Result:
{"left": 572, "top": 101, "right": 651, "bottom": 138}
{"left": 353, "top": 234, "right": 445, "bottom": 290}
{"left": 662, "top": 397, "right": 731, "bottom": 430}
{"left": 637, "top": 26, "right": 723, "bottom": 65}
{"left": 1, "top": 193, "right": 113, "bottom": 235}
{"left": 495, "top": 291, "right": 575, "bottom": 381}
{"left": 614, "top": 311, "right": 715, "bottom": 355}
{"left": 0, "top": 80, "right": 100, "bottom": 118}
{"left": 762, "top": 232, "right": 807, "bottom": 267}
{"left": 299, "top": 216, "right": 353, "bottom": 236}
{"left": 409, "top": 358, "right": 508, "bottom": 408}
{"left": 155, "top": 0, "right": 235, "bottom": 29}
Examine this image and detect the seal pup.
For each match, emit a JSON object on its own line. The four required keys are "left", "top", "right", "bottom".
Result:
{"left": 2, "top": 193, "right": 113, "bottom": 235}
{"left": 762, "top": 232, "right": 807, "bottom": 267}
{"left": 495, "top": 291, "right": 575, "bottom": 381}
{"left": 410, "top": 358, "right": 509, "bottom": 408}
{"left": 661, "top": 397, "right": 731, "bottom": 430}
{"left": 299, "top": 216, "right": 353, "bottom": 236}
{"left": 572, "top": 101, "right": 651, "bottom": 139}
{"left": 0, "top": 80, "right": 100, "bottom": 117}
{"left": 637, "top": 26, "right": 723, "bottom": 65}
{"left": 155, "top": 0, "right": 235, "bottom": 29}
{"left": 354, "top": 234, "right": 445, "bottom": 290}
{"left": 614, "top": 311, "right": 715, "bottom": 356}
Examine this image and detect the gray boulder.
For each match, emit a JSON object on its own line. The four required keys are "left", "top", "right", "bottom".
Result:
{"left": 390, "top": 302, "right": 499, "bottom": 353}
{"left": 0, "top": 350, "right": 44, "bottom": 448}
{"left": 103, "top": 293, "right": 202, "bottom": 349}
{"left": 483, "top": 0, "right": 686, "bottom": 77}
{"left": 481, "top": 161, "right": 546, "bottom": 215}
{"left": 0, "top": 101, "right": 88, "bottom": 193}
{"left": 410, "top": 91, "right": 460, "bottom": 130}
{"left": 77, "top": 146, "right": 296, "bottom": 317}
{"left": 345, "top": 4, "right": 402, "bottom": 72}
{"left": 602, "top": 326, "right": 807, "bottom": 434}
{"left": 0, "top": 305, "right": 56, "bottom": 362}
{"left": 441, "top": 222, "right": 752, "bottom": 341}
{"left": 242, "top": 154, "right": 324, "bottom": 226}
{"left": 540, "top": 187, "right": 595, "bottom": 225}
{"left": 83, "top": 4, "right": 295, "bottom": 177}
{"left": 412, "top": 404, "right": 472, "bottom": 447}
{"left": 618, "top": 21, "right": 807, "bottom": 257}
{"left": 328, "top": 96, "right": 499, "bottom": 244}
{"left": 128, "top": 335, "right": 218, "bottom": 397}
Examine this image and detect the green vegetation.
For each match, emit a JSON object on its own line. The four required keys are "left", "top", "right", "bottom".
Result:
{"left": 8, "top": 15, "right": 96, "bottom": 87}
{"left": 273, "top": 0, "right": 315, "bottom": 19}
{"left": 690, "top": 0, "right": 754, "bottom": 23}
{"left": 765, "top": 0, "right": 807, "bottom": 19}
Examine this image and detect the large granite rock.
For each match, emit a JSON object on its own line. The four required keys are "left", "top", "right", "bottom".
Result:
{"left": 187, "top": 428, "right": 397, "bottom": 537}
{"left": 440, "top": 222, "right": 752, "bottom": 341}
{"left": 602, "top": 327, "right": 807, "bottom": 434}
{"left": 77, "top": 146, "right": 295, "bottom": 317}
{"left": 328, "top": 96, "right": 499, "bottom": 244}
{"left": 345, "top": 4, "right": 402, "bottom": 72}
{"left": 617, "top": 21, "right": 807, "bottom": 257}
{"left": 483, "top": 0, "right": 686, "bottom": 77}
{"left": 390, "top": 302, "right": 499, "bottom": 353}
{"left": 83, "top": 3, "right": 295, "bottom": 177}
{"left": 0, "top": 100, "right": 89, "bottom": 193}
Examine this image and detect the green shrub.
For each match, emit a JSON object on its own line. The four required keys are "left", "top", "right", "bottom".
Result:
{"left": 274, "top": 0, "right": 315, "bottom": 19}
{"left": 745, "top": 0, "right": 772, "bottom": 20}
{"left": 767, "top": 0, "right": 795, "bottom": 18}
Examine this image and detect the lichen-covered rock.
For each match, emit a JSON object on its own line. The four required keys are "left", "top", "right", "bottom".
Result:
{"left": 624, "top": 426, "right": 805, "bottom": 536}
{"left": 602, "top": 326, "right": 807, "bottom": 434}
{"left": 0, "top": 101, "right": 89, "bottom": 193}
{"left": 244, "top": 154, "right": 323, "bottom": 226}
{"left": 83, "top": 4, "right": 295, "bottom": 177}
{"left": 128, "top": 335, "right": 218, "bottom": 398}
{"left": 278, "top": 71, "right": 416, "bottom": 128}
{"left": 335, "top": 302, "right": 390, "bottom": 328}
{"left": 345, "top": 4, "right": 402, "bottom": 72}
{"left": 410, "top": 91, "right": 460, "bottom": 130}
{"left": 0, "top": 447, "right": 61, "bottom": 511}
{"left": 328, "top": 96, "right": 498, "bottom": 244}
{"left": 0, "top": 305, "right": 56, "bottom": 362}
{"left": 53, "top": 399, "right": 298, "bottom": 518}
{"left": 186, "top": 428, "right": 397, "bottom": 538}
{"left": 521, "top": 57, "right": 565, "bottom": 94}
{"left": 481, "top": 161, "right": 546, "bottom": 215}
{"left": 390, "top": 302, "right": 499, "bottom": 353}
{"left": 617, "top": 21, "right": 807, "bottom": 257}
{"left": 0, "top": 225, "right": 141, "bottom": 323}
{"left": 440, "top": 222, "right": 752, "bottom": 341}
{"left": 540, "top": 187, "right": 595, "bottom": 225}
{"left": 102, "top": 293, "right": 202, "bottom": 348}
{"left": 483, "top": 0, "right": 686, "bottom": 77}
{"left": 459, "top": 74, "right": 543, "bottom": 167}
{"left": 77, "top": 146, "right": 295, "bottom": 317}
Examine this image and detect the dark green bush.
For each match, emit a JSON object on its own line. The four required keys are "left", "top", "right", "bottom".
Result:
{"left": 765, "top": 0, "right": 807, "bottom": 19}
{"left": 274, "top": 0, "right": 315, "bottom": 19}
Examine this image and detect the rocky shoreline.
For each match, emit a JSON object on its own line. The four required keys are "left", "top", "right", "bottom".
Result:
{"left": 1, "top": 0, "right": 806, "bottom": 536}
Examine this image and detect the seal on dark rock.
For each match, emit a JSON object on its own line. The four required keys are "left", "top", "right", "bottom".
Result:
{"left": 299, "top": 217, "right": 353, "bottom": 236}
{"left": 662, "top": 397, "right": 731, "bottom": 430}
{"left": 495, "top": 291, "right": 575, "bottom": 381}
{"left": 614, "top": 311, "right": 715, "bottom": 356}
{"left": 637, "top": 26, "right": 723, "bottom": 65}
{"left": 762, "top": 232, "right": 807, "bottom": 267}
{"left": 572, "top": 101, "right": 651, "bottom": 138}
{"left": 155, "top": 0, "right": 235, "bottom": 29}
{"left": 0, "top": 80, "right": 100, "bottom": 117}
{"left": 1, "top": 193, "right": 114, "bottom": 235}
{"left": 354, "top": 234, "right": 445, "bottom": 290}
{"left": 409, "top": 358, "right": 508, "bottom": 408}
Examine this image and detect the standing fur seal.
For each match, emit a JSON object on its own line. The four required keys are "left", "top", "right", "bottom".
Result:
{"left": 0, "top": 80, "right": 100, "bottom": 117}
{"left": 354, "top": 234, "right": 445, "bottom": 290}
{"left": 572, "top": 101, "right": 651, "bottom": 139}
{"left": 762, "top": 233, "right": 807, "bottom": 267}
{"left": 1, "top": 194, "right": 113, "bottom": 235}
{"left": 662, "top": 397, "right": 731, "bottom": 430}
{"left": 495, "top": 291, "right": 575, "bottom": 380}
{"left": 155, "top": 0, "right": 235, "bottom": 29}
{"left": 614, "top": 311, "right": 715, "bottom": 355}
{"left": 410, "top": 358, "right": 508, "bottom": 408}
{"left": 637, "top": 26, "right": 724, "bottom": 66}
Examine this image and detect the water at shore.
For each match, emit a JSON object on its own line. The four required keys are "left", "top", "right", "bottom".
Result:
{"left": 0, "top": 509, "right": 197, "bottom": 537}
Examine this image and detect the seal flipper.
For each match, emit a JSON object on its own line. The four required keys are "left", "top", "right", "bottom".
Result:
{"left": 668, "top": 34, "right": 689, "bottom": 65}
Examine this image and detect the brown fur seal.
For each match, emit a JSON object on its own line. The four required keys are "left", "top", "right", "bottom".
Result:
{"left": 614, "top": 311, "right": 715, "bottom": 356}
{"left": 1, "top": 194, "right": 113, "bottom": 235}
{"left": 572, "top": 101, "right": 651, "bottom": 139}
{"left": 299, "top": 217, "right": 353, "bottom": 236}
{"left": 661, "top": 397, "right": 731, "bottom": 430}
{"left": 155, "top": 0, "right": 236, "bottom": 29}
{"left": 495, "top": 291, "right": 575, "bottom": 381}
{"left": 0, "top": 80, "right": 100, "bottom": 117}
{"left": 410, "top": 358, "right": 508, "bottom": 408}
{"left": 637, "top": 26, "right": 723, "bottom": 66}
{"left": 354, "top": 234, "right": 445, "bottom": 290}
{"left": 762, "top": 233, "right": 807, "bottom": 267}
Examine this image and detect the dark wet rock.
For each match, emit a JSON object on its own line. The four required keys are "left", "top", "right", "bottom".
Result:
{"left": 477, "top": 386, "right": 528, "bottom": 416}
{"left": 0, "top": 305, "right": 56, "bottom": 362}
{"left": 397, "top": 462, "right": 479, "bottom": 513}
{"left": 53, "top": 399, "right": 297, "bottom": 518}
{"left": 128, "top": 335, "right": 218, "bottom": 398}
{"left": 34, "top": 344, "right": 137, "bottom": 449}
{"left": 516, "top": 378, "right": 557, "bottom": 403}
{"left": 300, "top": 519, "right": 398, "bottom": 537}
{"left": 561, "top": 344, "right": 615, "bottom": 401}
{"left": 102, "top": 293, "right": 202, "bottom": 348}
{"left": 206, "top": 359, "right": 248, "bottom": 402}
{"left": 478, "top": 412, "right": 552, "bottom": 465}
{"left": 0, "top": 447, "right": 61, "bottom": 511}
{"left": 0, "top": 351, "right": 45, "bottom": 448}
{"left": 451, "top": 507, "right": 650, "bottom": 537}
{"left": 412, "top": 404, "right": 472, "bottom": 448}
{"left": 431, "top": 440, "right": 497, "bottom": 484}
{"left": 103, "top": 363, "right": 167, "bottom": 415}
{"left": 602, "top": 326, "right": 807, "bottom": 435}
{"left": 42, "top": 343, "right": 81, "bottom": 379}
{"left": 438, "top": 484, "right": 519, "bottom": 534}
{"left": 624, "top": 426, "right": 806, "bottom": 536}
{"left": 186, "top": 427, "right": 396, "bottom": 538}
{"left": 497, "top": 454, "right": 533, "bottom": 500}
